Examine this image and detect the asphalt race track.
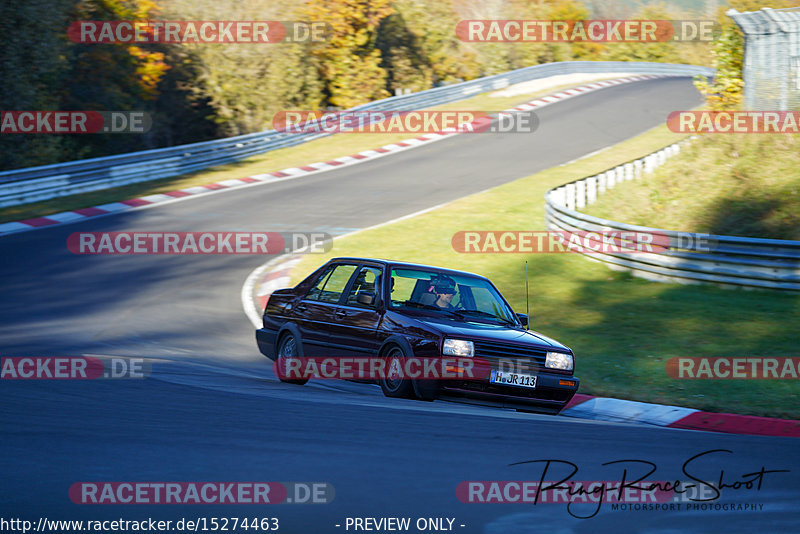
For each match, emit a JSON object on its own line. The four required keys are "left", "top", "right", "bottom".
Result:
{"left": 2, "top": 77, "right": 798, "bottom": 534}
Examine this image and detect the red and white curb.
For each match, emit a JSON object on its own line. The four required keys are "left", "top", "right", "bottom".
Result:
{"left": 1, "top": 75, "right": 666, "bottom": 238}
{"left": 244, "top": 255, "right": 800, "bottom": 439}
{"left": 500, "top": 74, "right": 662, "bottom": 114}
{"left": 562, "top": 393, "right": 800, "bottom": 438}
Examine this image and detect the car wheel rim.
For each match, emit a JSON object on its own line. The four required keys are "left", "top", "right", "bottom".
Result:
{"left": 279, "top": 336, "right": 297, "bottom": 379}
{"left": 385, "top": 349, "right": 404, "bottom": 390}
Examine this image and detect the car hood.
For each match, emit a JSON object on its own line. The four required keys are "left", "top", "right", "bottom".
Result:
{"left": 415, "top": 316, "right": 570, "bottom": 352}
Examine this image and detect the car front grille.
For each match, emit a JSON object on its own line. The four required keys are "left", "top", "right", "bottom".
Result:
{"left": 473, "top": 340, "right": 545, "bottom": 366}
{"left": 472, "top": 340, "right": 570, "bottom": 375}
{"left": 473, "top": 340, "right": 547, "bottom": 358}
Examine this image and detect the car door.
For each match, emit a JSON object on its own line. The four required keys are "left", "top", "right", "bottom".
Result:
{"left": 326, "top": 265, "right": 385, "bottom": 362}
{"left": 293, "top": 262, "right": 359, "bottom": 358}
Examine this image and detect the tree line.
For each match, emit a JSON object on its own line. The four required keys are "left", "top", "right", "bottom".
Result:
{"left": 1, "top": 0, "right": 720, "bottom": 171}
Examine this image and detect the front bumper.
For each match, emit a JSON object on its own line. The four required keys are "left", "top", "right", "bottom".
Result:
{"left": 439, "top": 373, "right": 579, "bottom": 414}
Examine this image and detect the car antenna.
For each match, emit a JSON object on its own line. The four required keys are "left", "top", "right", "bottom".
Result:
{"left": 525, "top": 261, "right": 530, "bottom": 330}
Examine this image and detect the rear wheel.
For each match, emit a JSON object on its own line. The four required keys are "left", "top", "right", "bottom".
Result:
{"left": 276, "top": 333, "right": 308, "bottom": 385}
{"left": 379, "top": 346, "right": 414, "bottom": 398}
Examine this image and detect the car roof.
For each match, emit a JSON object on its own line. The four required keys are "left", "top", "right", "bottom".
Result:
{"left": 328, "top": 257, "right": 487, "bottom": 280}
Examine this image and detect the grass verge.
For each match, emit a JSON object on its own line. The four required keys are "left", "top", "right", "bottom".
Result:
{"left": 288, "top": 125, "right": 800, "bottom": 419}
{"left": 584, "top": 134, "right": 800, "bottom": 240}
{"left": 0, "top": 75, "right": 631, "bottom": 224}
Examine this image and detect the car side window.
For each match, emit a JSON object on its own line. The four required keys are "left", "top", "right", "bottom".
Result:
{"left": 306, "top": 264, "right": 357, "bottom": 303}
{"left": 389, "top": 271, "right": 417, "bottom": 304}
{"left": 345, "top": 266, "right": 382, "bottom": 307}
{"left": 305, "top": 266, "right": 334, "bottom": 301}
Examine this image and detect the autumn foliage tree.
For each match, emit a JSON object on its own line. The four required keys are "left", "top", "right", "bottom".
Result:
{"left": 0, "top": 0, "right": 173, "bottom": 169}
{"left": 65, "top": 0, "right": 170, "bottom": 154}
{"left": 1, "top": 0, "right": 734, "bottom": 171}
{"left": 66, "top": 0, "right": 169, "bottom": 104}
{"left": 0, "top": 0, "right": 72, "bottom": 169}
{"left": 304, "top": 0, "right": 394, "bottom": 108}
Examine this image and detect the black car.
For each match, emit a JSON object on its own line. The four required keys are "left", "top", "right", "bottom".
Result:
{"left": 255, "top": 257, "right": 579, "bottom": 414}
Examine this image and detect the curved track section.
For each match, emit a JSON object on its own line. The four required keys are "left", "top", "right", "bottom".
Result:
{"left": 2, "top": 78, "right": 798, "bottom": 533}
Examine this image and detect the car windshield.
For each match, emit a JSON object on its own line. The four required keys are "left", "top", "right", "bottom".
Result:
{"left": 388, "top": 267, "right": 518, "bottom": 326}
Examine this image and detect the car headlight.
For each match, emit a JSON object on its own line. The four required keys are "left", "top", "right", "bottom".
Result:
{"left": 443, "top": 339, "right": 474, "bottom": 357}
{"left": 545, "top": 351, "right": 573, "bottom": 371}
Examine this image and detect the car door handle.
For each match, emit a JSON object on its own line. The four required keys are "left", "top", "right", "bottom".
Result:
{"left": 296, "top": 304, "right": 307, "bottom": 312}
{"left": 334, "top": 309, "right": 347, "bottom": 318}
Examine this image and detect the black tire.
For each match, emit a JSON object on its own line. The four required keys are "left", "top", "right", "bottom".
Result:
{"left": 276, "top": 333, "right": 308, "bottom": 385}
{"left": 378, "top": 345, "right": 415, "bottom": 398}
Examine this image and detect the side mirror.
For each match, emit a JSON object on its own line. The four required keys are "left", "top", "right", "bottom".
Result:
{"left": 357, "top": 292, "right": 375, "bottom": 306}
{"left": 516, "top": 313, "right": 529, "bottom": 327}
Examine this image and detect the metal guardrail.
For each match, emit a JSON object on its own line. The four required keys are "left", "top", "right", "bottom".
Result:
{"left": 0, "top": 61, "right": 713, "bottom": 208}
{"left": 544, "top": 141, "right": 800, "bottom": 291}
{"left": 729, "top": 7, "right": 800, "bottom": 110}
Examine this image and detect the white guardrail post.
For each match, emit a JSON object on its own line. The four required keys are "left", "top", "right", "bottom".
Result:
{"left": 0, "top": 61, "right": 714, "bottom": 208}
{"left": 544, "top": 139, "right": 800, "bottom": 291}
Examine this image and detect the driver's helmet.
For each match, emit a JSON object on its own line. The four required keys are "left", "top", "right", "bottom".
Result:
{"left": 430, "top": 275, "right": 457, "bottom": 294}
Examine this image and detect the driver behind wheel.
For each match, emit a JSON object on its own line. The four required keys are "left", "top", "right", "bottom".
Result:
{"left": 429, "top": 276, "right": 457, "bottom": 309}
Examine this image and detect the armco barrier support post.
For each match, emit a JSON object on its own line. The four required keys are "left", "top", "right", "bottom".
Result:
{"left": 555, "top": 188, "right": 566, "bottom": 207}
{"left": 565, "top": 183, "right": 576, "bottom": 210}
{"left": 576, "top": 180, "right": 586, "bottom": 209}
{"left": 586, "top": 176, "right": 597, "bottom": 204}
{"left": 624, "top": 163, "right": 634, "bottom": 181}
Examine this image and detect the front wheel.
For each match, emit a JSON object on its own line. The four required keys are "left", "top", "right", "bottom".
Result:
{"left": 276, "top": 333, "right": 308, "bottom": 385}
{"left": 378, "top": 346, "right": 414, "bottom": 398}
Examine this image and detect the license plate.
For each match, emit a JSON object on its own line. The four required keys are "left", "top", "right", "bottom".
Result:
{"left": 490, "top": 369, "right": 537, "bottom": 389}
